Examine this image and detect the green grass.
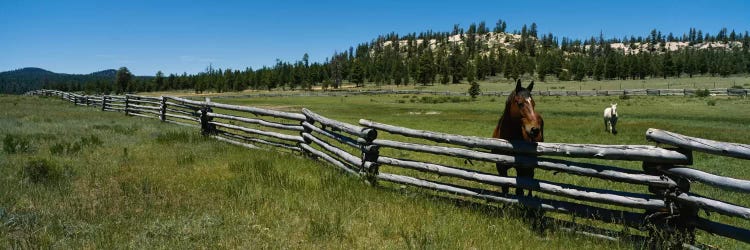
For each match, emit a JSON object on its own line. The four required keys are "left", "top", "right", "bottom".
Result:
{"left": 5, "top": 89, "right": 750, "bottom": 248}
{"left": 215, "top": 91, "right": 750, "bottom": 248}
{"left": 1, "top": 95, "right": 643, "bottom": 249}
{"left": 144, "top": 75, "right": 750, "bottom": 98}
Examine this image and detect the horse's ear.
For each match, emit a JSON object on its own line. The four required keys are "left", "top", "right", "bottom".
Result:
{"left": 515, "top": 79, "right": 522, "bottom": 90}
{"left": 527, "top": 81, "right": 534, "bottom": 92}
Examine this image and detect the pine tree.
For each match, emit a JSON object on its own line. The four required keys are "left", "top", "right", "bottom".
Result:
{"left": 350, "top": 60, "right": 365, "bottom": 87}
{"left": 536, "top": 52, "right": 547, "bottom": 81}
{"left": 450, "top": 45, "right": 464, "bottom": 83}
{"left": 465, "top": 60, "right": 477, "bottom": 83}
{"left": 155, "top": 71, "right": 165, "bottom": 90}
{"left": 416, "top": 49, "right": 435, "bottom": 85}
{"left": 115, "top": 67, "right": 132, "bottom": 94}
{"left": 468, "top": 81, "right": 481, "bottom": 99}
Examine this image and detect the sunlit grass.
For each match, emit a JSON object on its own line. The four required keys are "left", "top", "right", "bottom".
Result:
{"left": 215, "top": 92, "right": 750, "bottom": 248}
{"left": 145, "top": 75, "right": 750, "bottom": 98}
{"left": 2, "top": 95, "right": 639, "bottom": 249}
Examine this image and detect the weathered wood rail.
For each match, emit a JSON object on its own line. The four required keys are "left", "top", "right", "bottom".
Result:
{"left": 25, "top": 89, "right": 750, "bottom": 246}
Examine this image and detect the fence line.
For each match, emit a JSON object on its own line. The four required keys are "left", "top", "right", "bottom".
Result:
{"left": 25, "top": 89, "right": 750, "bottom": 246}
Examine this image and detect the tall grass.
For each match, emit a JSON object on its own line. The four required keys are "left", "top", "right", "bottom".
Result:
{"left": 218, "top": 92, "right": 750, "bottom": 248}
{"left": 1, "top": 95, "right": 634, "bottom": 248}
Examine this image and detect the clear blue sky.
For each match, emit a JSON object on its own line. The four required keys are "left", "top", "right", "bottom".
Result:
{"left": 1, "top": 0, "right": 748, "bottom": 76}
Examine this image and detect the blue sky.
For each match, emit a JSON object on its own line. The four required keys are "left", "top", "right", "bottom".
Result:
{"left": 1, "top": 0, "right": 748, "bottom": 76}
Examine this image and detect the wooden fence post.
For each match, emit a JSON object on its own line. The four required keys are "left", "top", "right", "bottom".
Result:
{"left": 359, "top": 128, "right": 380, "bottom": 185}
{"left": 300, "top": 117, "right": 314, "bottom": 158}
{"left": 200, "top": 97, "right": 215, "bottom": 136}
{"left": 159, "top": 96, "right": 166, "bottom": 122}
{"left": 124, "top": 95, "right": 130, "bottom": 115}
{"left": 642, "top": 148, "right": 697, "bottom": 247}
{"left": 102, "top": 96, "right": 107, "bottom": 111}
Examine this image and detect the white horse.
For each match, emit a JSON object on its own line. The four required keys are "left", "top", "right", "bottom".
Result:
{"left": 603, "top": 103, "right": 618, "bottom": 134}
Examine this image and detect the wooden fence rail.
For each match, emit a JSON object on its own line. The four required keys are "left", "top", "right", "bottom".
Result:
{"left": 359, "top": 119, "right": 691, "bottom": 164}
{"left": 25, "top": 89, "right": 750, "bottom": 246}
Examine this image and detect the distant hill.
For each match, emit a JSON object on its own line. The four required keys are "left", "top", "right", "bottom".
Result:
{"left": 89, "top": 69, "right": 117, "bottom": 77}
{"left": 0, "top": 67, "right": 150, "bottom": 94}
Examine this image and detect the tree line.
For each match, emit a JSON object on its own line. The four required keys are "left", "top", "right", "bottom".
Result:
{"left": 42, "top": 21, "right": 750, "bottom": 94}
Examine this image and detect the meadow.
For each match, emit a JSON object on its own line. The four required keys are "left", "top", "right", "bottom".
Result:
{"left": 143, "top": 75, "right": 750, "bottom": 99}
{"left": 1, "top": 88, "right": 749, "bottom": 248}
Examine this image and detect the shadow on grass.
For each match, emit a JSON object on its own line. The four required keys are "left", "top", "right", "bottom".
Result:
{"left": 375, "top": 181, "right": 712, "bottom": 249}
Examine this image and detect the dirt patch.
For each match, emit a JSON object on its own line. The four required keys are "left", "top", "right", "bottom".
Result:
{"left": 407, "top": 111, "right": 441, "bottom": 115}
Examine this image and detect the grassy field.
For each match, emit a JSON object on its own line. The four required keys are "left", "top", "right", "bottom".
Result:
{"left": 2, "top": 90, "right": 749, "bottom": 248}
{"left": 214, "top": 91, "right": 750, "bottom": 248}
{"left": 2, "top": 95, "right": 635, "bottom": 249}
{"left": 144, "top": 75, "right": 750, "bottom": 98}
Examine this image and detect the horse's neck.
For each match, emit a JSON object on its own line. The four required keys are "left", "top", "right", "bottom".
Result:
{"left": 494, "top": 103, "right": 523, "bottom": 140}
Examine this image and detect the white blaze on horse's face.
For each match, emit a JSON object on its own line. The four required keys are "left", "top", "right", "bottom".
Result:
{"left": 611, "top": 103, "right": 618, "bottom": 117}
{"left": 604, "top": 103, "right": 619, "bottom": 134}
{"left": 518, "top": 96, "right": 541, "bottom": 141}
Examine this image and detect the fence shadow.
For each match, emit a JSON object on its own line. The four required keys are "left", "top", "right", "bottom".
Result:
{"left": 376, "top": 180, "right": 660, "bottom": 246}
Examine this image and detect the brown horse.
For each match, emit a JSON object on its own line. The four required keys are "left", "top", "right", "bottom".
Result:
{"left": 492, "top": 79, "right": 544, "bottom": 197}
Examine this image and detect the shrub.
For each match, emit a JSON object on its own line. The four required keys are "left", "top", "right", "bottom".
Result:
{"left": 50, "top": 135, "right": 103, "bottom": 155}
{"left": 3, "top": 134, "right": 33, "bottom": 154}
{"left": 468, "top": 81, "right": 481, "bottom": 99}
{"left": 695, "top": 89, "right": 710, "bottom": 97}
{"left": 707, "top": 100, "right": 717, "bottom": 106}
{"left": 49, "top": 143, "right": 66, "bottom": 155}
{"left": 22, "top": 158, "right": 66, "bottom": 184}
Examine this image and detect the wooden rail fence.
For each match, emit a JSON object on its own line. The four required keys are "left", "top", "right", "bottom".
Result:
{"left": 25, "top": 89, "right": 750, "bottom": 246}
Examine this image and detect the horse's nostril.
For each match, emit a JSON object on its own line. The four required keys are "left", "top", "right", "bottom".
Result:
{"left": 530, "top": 127, "right": 540, "bottom": 136}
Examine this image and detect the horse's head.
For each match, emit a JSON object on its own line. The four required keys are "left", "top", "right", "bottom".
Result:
{"left": 610, "top": 103, "right": 618, "bottom": 117}
{"left": 606, "top": 103, "right": 618, "bottom": 135}
{"left": 507, "top": 79, "right": 543, "bottom": 142}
